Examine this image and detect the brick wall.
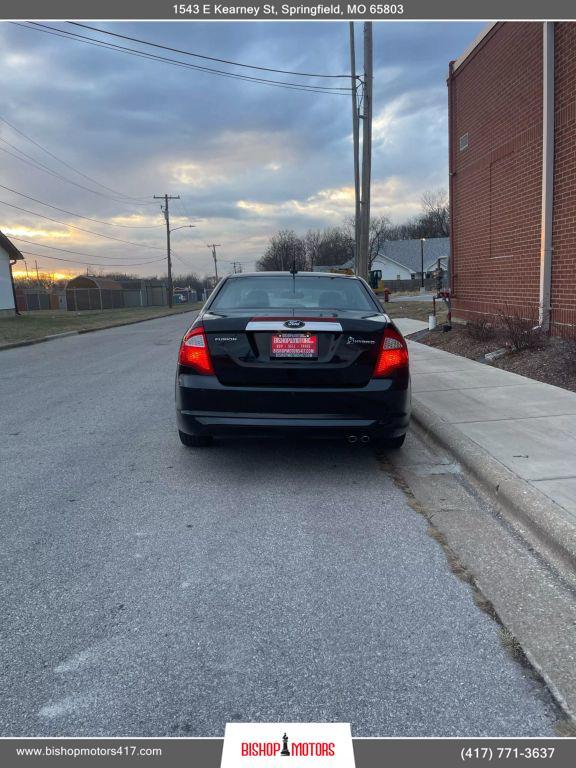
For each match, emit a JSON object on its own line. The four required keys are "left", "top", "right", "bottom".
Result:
{"left": 449, "top": 23, "right": 545, "bottom": 327}
{"left": 449, "top": 22, "right": 576, "bottom": 338}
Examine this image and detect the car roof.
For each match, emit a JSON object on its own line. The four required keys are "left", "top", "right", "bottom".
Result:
{"left": 223, "top": 271, "right": 360, "bottom": 279}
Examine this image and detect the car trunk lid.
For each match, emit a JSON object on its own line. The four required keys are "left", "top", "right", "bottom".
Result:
{"left": 203, "top": 310, "right": 388, "bottom": 387}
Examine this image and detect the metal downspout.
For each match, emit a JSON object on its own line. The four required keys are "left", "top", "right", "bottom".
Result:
{"left": 539, "top": 22, "right": 555, "bottom": 331}
{"left": 447, "top": 61, "right": 456, "bottom": 300}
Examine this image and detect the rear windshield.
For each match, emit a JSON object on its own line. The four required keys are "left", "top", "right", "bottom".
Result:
{"left": 210, "top": 275, "right": 375, "bottom": 311}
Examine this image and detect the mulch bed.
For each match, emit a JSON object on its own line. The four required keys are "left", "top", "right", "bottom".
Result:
{"left": 420, "top": 324, "right": 576, "bottom": 394}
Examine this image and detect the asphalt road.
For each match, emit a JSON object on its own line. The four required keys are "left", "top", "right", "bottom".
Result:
{"left": 0, "top": 313, "right": 558, "bottom": 736}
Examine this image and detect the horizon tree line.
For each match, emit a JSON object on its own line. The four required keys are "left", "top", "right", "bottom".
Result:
{"left": 256, "top": 189, "right": 449, "bottom": 272}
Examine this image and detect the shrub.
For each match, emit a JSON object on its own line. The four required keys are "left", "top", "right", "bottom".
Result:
{"left": 497, "top": 308, "right": 547, "bottom": 351}
{"left": 562, "top": 340, "right": 576, "bottom": 373}
{"left": 466, "top": 318, "right": 496, "bottom": 342}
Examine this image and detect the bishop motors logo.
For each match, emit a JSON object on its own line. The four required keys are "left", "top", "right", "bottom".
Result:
{"left": 221, "top": 723, "right": 355, "bottom": 768}
{"left": 241, "top": 731, "right": 336, "bottom": 758}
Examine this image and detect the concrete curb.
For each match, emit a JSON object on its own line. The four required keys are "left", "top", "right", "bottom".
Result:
{"left": 0, "top": 306, "right": 200, "bottom": 352}
{"left": 45, "top": 331, "right": 79, "bottom": 340}
{"left": 0, "top": 337, "right": 50, "bottom": 351}
{"left": 411, "top": 398, "right": 576, "bottom": 577}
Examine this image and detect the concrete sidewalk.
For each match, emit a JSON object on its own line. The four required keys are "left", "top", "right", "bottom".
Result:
{"left": 393, "top": 317, "right": 576, "bottom": 521}
{"left": 393, "top": 317, "right": 430, "bottom": 336}
{"left": 409, "top": 342, "right": 576, "bottom": 523}
{"left": 389, "top": 292, "right": 436, "bottom": 302}
{"left": 402, "top": 333, "right": 576, "bottom": 521}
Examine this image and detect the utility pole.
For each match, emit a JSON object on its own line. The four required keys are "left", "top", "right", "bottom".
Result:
{"left": 154, "top": 193, "right": 180, "bottom": 308}
{"left": 349, "top": 22, "right": 361, "bottom": 275}
{"left": 207, "top": 244, "right": 221, "bottom": 282}
{"left": 35, "top": 260, "right": 41, "bottom": 287}
{"left": 358, "top": 22, "right": 373, "bottom": 281}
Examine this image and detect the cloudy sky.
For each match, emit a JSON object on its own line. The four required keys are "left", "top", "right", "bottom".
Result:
{"left": 0, "top": 20, "right": 483, "bottom": 279}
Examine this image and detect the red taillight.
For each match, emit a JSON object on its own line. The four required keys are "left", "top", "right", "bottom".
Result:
{"left": 178, "top": 326, "right": 214, "bottom": 375}
{"left": 373, "top": 328, "right": 409, "bottom": 378}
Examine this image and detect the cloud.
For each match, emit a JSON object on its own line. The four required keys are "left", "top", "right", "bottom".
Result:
{"left": 0, "top": 20, "right": 484, "bottom": 275}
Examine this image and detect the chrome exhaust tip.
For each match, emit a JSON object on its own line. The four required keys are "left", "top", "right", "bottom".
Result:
{"left": 360, "top": 435, "right": 371, "bottom": 444}
{"left": 347, "top": 435, "right": 358, "bottom": 444}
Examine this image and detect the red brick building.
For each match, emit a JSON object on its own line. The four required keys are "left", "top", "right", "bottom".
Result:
{"left": 448, "top": 22, "right": 576, "bottom": 337}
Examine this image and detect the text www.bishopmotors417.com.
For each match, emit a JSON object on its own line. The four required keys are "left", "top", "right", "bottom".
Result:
{"left": 14, "top": 745, "right": 163, "bottom": 759}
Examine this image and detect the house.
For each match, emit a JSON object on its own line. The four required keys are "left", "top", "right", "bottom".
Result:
{"left": 371, "top": 237, "right": 450, "bottom": 280}
{"left": 0, "top": 230, "right": 23, "bottom": 315}
{"left": 448, "top": 22, "right": 576, "bottom": 337}
{"left": 312, "top": 263, "right": 354, "bottom": 273}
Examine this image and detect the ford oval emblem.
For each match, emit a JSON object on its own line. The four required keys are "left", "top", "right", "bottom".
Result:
{"left": 284, "top": 320, "right": 305, "bottom": 329}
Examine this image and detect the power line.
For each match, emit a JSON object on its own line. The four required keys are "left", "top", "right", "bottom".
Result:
{"left": 0, "top": 139, "right": 156, "bottom": 206}
{"left": 171, "top": 250, "right": 195, "bottom": 270}
{"left": 0, "top": 199, "right": 164, "bottom": 250}
{"left": 179, "top": 198, "right": 200, "bottom": 225}
{"left": 174, "top": 197, "right": 194, "bottom": 224}
{"left": 0, "top": 139, "right": 128, "bottom": 201}
{"left": 69, "top": 22, "right": 352, "bottom": 80}
{"left": 15, "top": 23, "right": 351, "bottom": 96}
{"left": 51, "top": 23, "right": 353, "bottom": 93}
{"left": 0, "top": 183, "right": 163, "bottom": 229}
{"left": 0, "top": 113, "right": 152, "bottom": 202}
{"left": 18, "top": 250, "right": 164, "bottom": 267}
{"left": 9, "top": 235, "right": 164, "bottom": 262}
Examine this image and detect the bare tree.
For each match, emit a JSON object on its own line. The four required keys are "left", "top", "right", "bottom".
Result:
{"left": 382, "top": 190, "right": 450, "bottom": 241}
{"left": 368, "top": 216, "right": 393, "bottom": 268}
{"left": 345, "top": 215, "right": 392, "bottom": 268}
{"left": 304, "top": 229, "right": 322, "bottom": 270}
{"left": 420, "top": 189, "right": 450, "bottom": 238}
{"left": 257, "top": 196, "right": 448, "bottom": 277}
{"left": 309, "top": 227, "right": 354, "bottom": 268}
{"left": 257, "top": 230, "right": 307, "bottom": 272}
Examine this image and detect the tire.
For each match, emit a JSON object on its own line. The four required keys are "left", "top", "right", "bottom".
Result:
{"left": 178, "top": 430, "right": 213, "bottom": 448}
{"left": 374, "top": 434, "right": 406, "bottom": 450}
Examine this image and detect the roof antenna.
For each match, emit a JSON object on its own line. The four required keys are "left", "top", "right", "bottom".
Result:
{"left": 290, "top": 257, "right": 298, "bottom": 276}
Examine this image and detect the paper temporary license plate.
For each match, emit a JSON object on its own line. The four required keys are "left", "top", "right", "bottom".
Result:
{"left": 271, "top": 333, "right": 318, "bottom": 358}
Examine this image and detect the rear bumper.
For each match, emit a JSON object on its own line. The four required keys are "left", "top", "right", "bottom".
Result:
{"left": 176, "top": 373, "right": 410, "bottom": 439}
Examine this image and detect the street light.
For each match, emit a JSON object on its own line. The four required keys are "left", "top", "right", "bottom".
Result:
{"left": 420, "top": 237, "right": 426, "bottom": 293}
{"left": 169, "top": 224, "right": 196, "bottom": 234}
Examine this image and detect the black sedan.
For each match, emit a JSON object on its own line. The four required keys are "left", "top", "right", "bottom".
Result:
{"left": 175, "top": 272, "right": 410, "bottom": 448}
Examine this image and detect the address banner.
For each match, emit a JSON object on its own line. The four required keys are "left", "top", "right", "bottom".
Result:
{"left": 2, "top": 735, "right": 576, "bottom": 768}
{"left": 2, "top": 0, "right": 576, "bottom": 20}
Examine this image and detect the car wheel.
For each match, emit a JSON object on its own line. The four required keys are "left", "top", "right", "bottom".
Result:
{"left": 178, "top": 430, "right": 213, "bottom": 448}
{"left": 374, "top": 434, "right": 406, "bottom": 450}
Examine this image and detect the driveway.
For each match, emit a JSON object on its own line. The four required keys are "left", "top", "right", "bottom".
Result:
{"left": 0, "top": 314, "right": 558, "bottom": 736}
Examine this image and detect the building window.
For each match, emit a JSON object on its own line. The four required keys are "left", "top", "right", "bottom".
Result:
{"left": 459, "top": 132, "right": 469, "bottom": 151}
